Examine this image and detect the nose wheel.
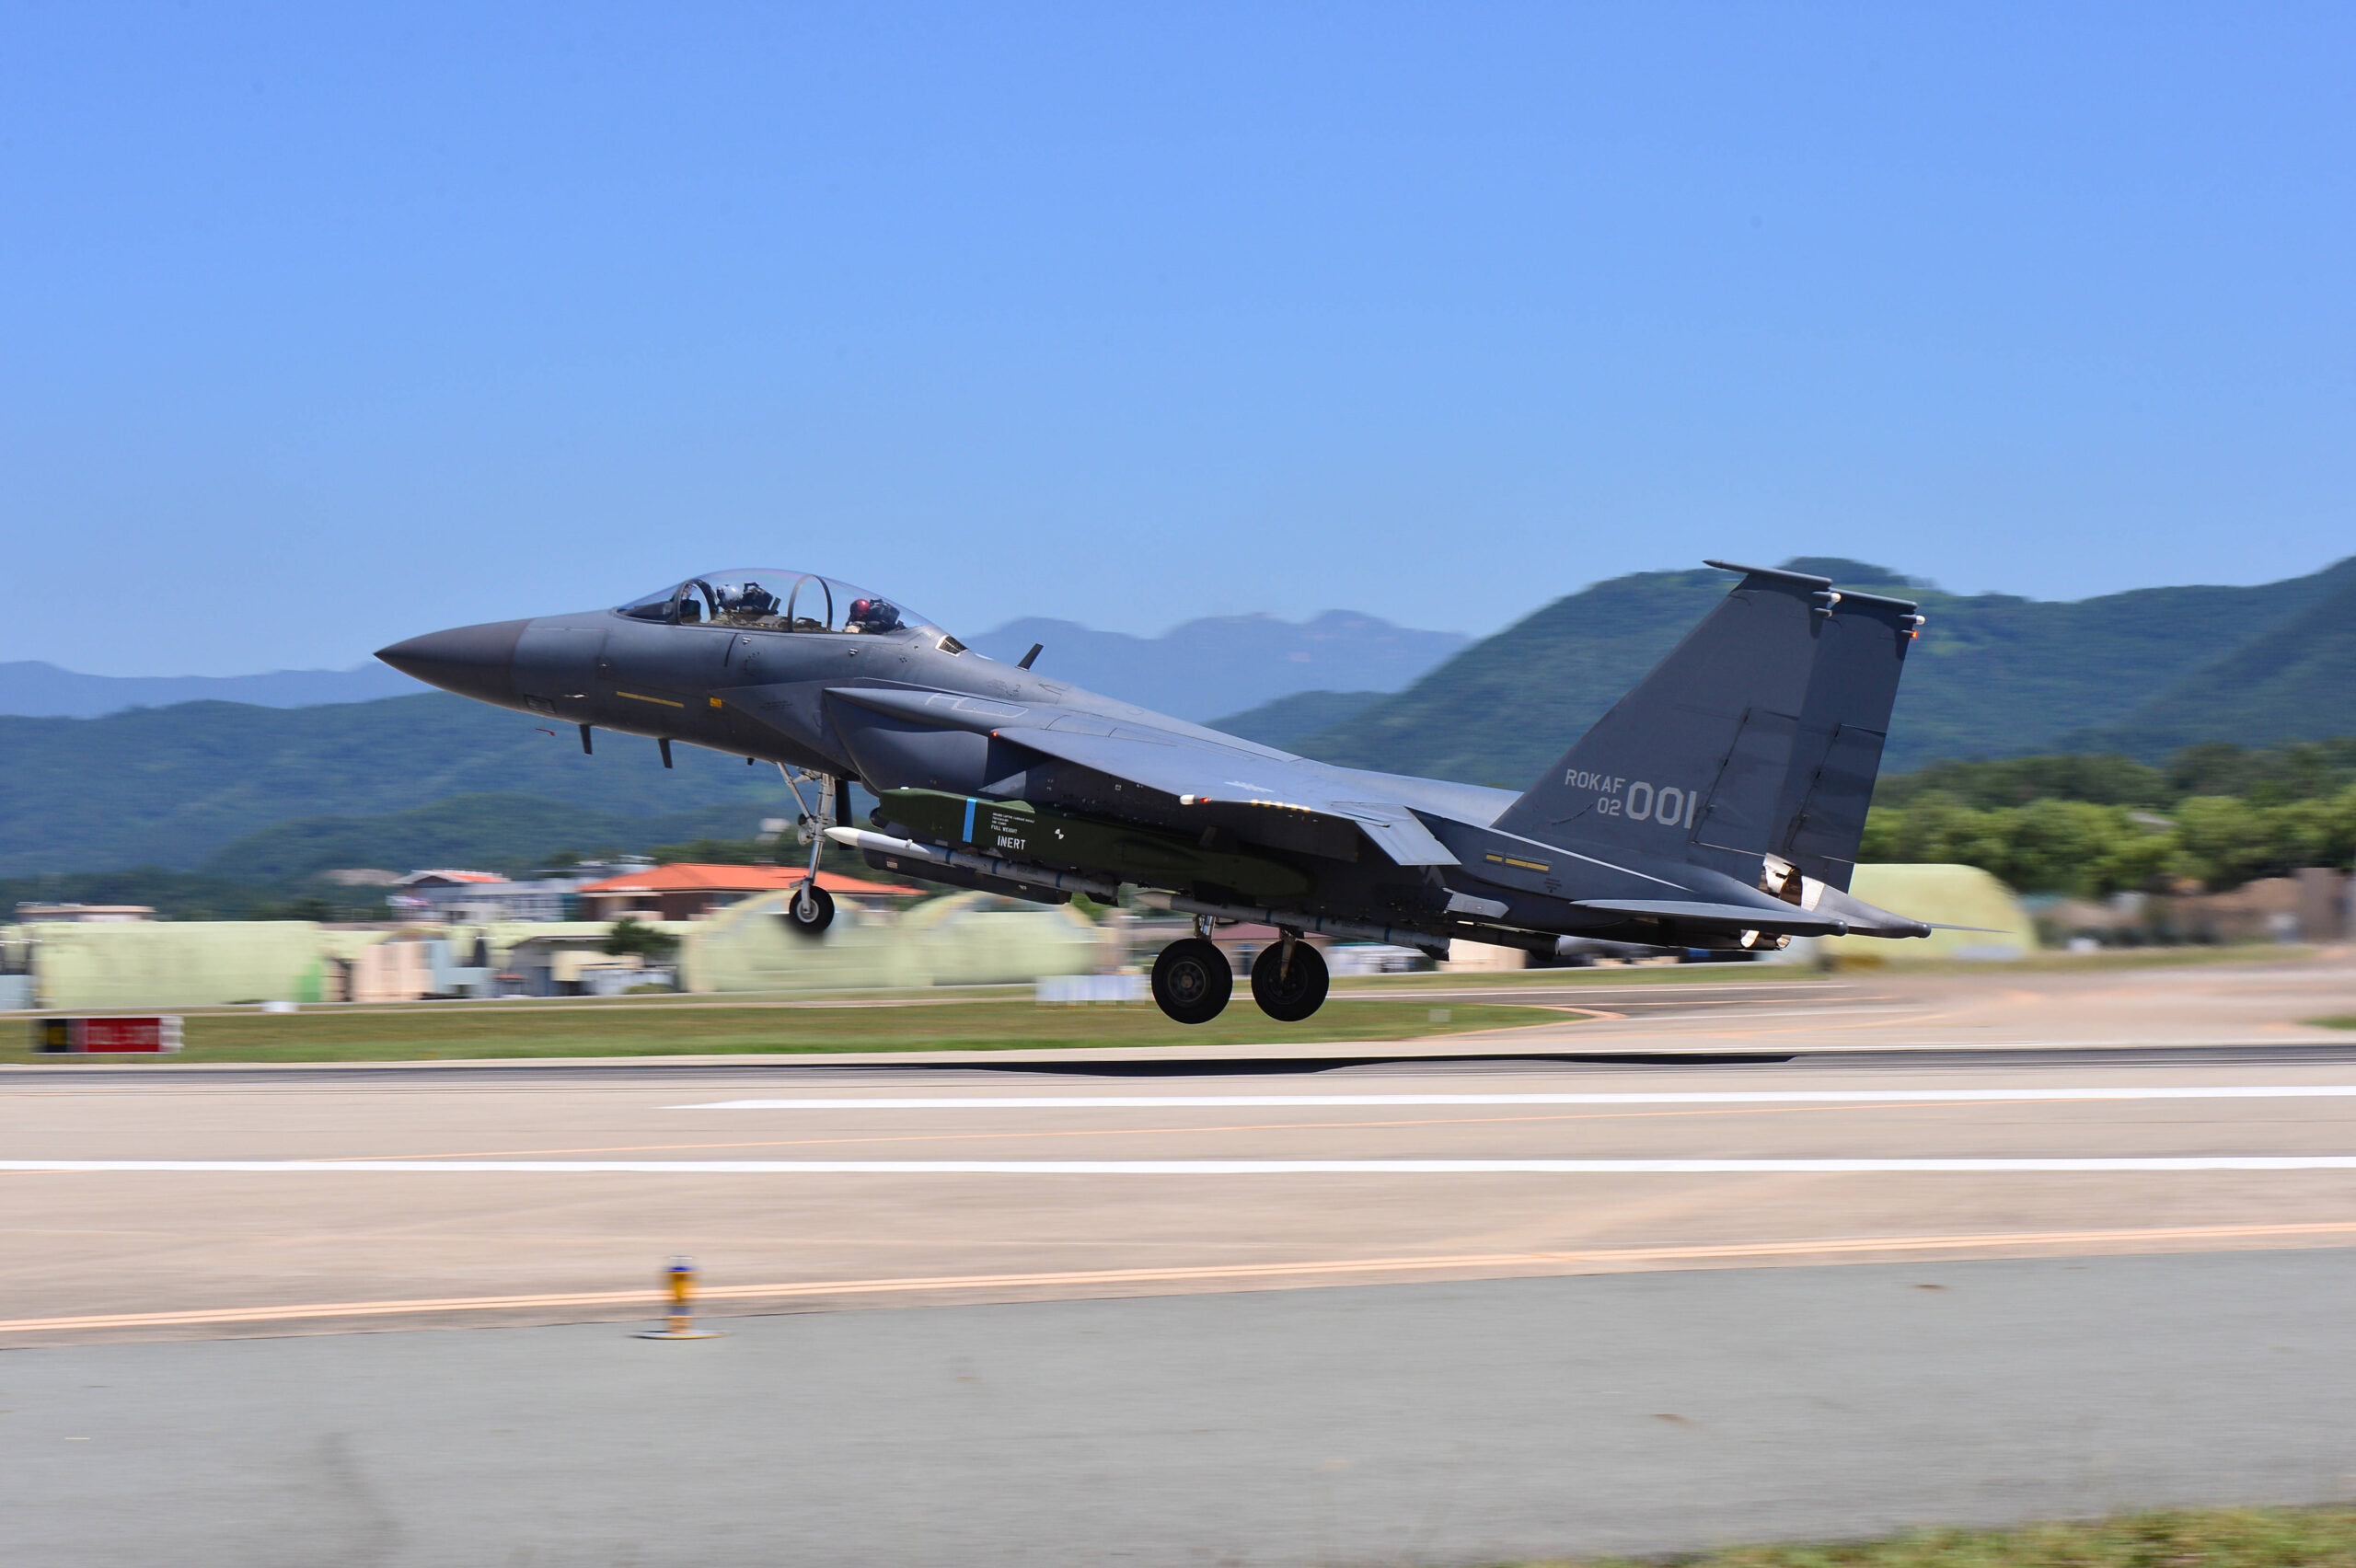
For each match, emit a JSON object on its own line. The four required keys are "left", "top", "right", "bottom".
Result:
{"left": 782, "top": 882, "right": 836, "bottom": 937}
{"left": 1150, "top": 938, "right": 1232, "bottom": 1025}
{"left": 1250, "top": 936, "right": 1329, "bottom": 1021}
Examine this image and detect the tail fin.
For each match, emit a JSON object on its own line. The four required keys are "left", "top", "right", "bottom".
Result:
{"left": 1767, "top": 588, "right": 1920, "bottom": 891}
{"left": 1493, "top": 562, "right": 1831, "bottom": 854}
{"left": 1495, "top": 561, "right": 1922, "bottom": 888}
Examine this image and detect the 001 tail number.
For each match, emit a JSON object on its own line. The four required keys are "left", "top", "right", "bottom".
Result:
{"left": 1595, "top": 780, "right": 1692, "bottom": 827}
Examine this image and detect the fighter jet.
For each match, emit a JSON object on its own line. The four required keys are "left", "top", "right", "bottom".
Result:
{"left": 378, "top": 560, "right": 1937, "bottom": 1024}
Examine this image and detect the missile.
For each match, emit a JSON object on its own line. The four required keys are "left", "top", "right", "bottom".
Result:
{"left": 824, "top": 826, "right": 1120, "bottom": 903}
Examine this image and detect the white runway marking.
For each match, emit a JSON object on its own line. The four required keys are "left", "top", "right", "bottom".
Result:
{"left": 676, "top": 1087, "right": 2356, "bottom": 1111}
{"left": 14, "top": 1157, "right": 2356, "bottom": 1174}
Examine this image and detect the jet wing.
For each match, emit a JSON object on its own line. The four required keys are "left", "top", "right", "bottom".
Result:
{"left": 992, "top": 725, "right": 1461, "bottom": 868}
{"left": 826, "top": 685, "right": 1460, "bottom": 867}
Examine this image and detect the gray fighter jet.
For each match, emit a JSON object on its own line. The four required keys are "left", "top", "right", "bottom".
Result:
{"left": 379, "top": 560, "right": 1937, "bottom": 1024}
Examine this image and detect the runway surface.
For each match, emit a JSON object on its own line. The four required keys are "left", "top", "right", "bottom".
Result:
{"left": 11, "top": 1250, "right": 2356, "bottom": 1568}
{"left": 6, "top": 955, "right": 2356, "bottom": 1563}
{"left": 3, "top": 955, "right": 2356, "bottom": 1342}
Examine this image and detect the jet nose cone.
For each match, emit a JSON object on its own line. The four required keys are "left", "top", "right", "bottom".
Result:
{"left": 375, "top": 618, "right": 531, "bottom": 707}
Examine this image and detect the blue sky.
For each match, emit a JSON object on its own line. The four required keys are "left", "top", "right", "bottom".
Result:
{"left": 6, "top": 3, "right": 2352, "bottom": 675}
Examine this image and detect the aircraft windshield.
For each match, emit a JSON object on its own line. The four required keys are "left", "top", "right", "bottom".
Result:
{"left": 618, "top": 571, "right": 954, "bottom": 644}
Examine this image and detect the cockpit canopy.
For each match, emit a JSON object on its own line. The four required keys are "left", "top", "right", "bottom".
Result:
{"left": 618, "top": 570, "right": 954, "bottom": 644}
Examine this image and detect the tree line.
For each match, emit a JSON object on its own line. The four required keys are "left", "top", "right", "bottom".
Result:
{"left": 1860, "top": 740, "right": 2356, "bottom": 896}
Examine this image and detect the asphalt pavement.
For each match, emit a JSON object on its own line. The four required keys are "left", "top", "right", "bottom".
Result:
{"left": 9, "top": 1249, "right": 2356, "bottom": 1567}
{"left": 8, "top": 955, "right": 2356, "bottom": 1565}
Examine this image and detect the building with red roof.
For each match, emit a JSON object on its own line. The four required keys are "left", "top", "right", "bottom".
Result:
{"left": 575, "top": 863, "right": 919, "bottom": 923}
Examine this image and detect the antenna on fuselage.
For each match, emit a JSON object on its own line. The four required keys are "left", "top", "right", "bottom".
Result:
{"left": 1018, "top": 643, "right": 1043, "bottom": 671}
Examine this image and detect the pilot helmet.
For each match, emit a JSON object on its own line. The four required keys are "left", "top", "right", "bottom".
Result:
{"left": 849, "top": 597, "right": 900, "bottom": 631}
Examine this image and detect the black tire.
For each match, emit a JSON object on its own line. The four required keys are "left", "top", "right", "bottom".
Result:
{"left": 1250, "top": 939, "right": 1330, "bottom": 1021}
{"left": 780, "top": 882, "right": 836, "bottom": 937}
{"left": 1150, "top": 938, "right": 1232, "bottom": 1025}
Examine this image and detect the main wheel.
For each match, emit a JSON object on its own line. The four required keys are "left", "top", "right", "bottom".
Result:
{"left": 780, "top": 882, "right": 836, "bottom": 938}
{"left": 1150, "top": 938, "right": 1232, "bottom": 1025}
{"left": 1250, "top": 939, "right": 1330, "bottom": 1021}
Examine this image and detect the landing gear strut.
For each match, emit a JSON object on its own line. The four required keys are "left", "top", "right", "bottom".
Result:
{"left": 780, "top": 766, "right": 838, "bottom": 938}
{"left": 1150, "top": 936, "right": 1232, "bottom": 1025}
{"left": 1250, "top": 933, "right": 1329, "bottom": 1021}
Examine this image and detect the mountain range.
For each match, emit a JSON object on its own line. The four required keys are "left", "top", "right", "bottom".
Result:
{"left": 0, "top": 609, "right": 1463, "bottom": 880}
{"left": 0, "top": 661, "right": 428, "bottom": 717}
{"left": 1, "top": 611, "right": 1464, "bottom": 725}
{"left": 1213, "top": 555, "right": 2356, "bottom": 784}
{"left": 0, "top": 694, "right": 798, "bottom": 878}
{"left": 5, "top": 557, "right": 2353, "bottom": 882}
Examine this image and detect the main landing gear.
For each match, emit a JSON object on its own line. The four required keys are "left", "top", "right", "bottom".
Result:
{"left": 1250, "top": 936, "right": 1329, "bottom": 1022}
{"left": 1150, "top": 936, "right": 1231, "bottom": 1025}
{"left": 1149, "top": 927, "right": 1331, "bottom": 1025}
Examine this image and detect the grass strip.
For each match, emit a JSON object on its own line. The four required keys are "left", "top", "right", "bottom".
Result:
{"left": 1510, "top": 1506, "right": 2356, "bottom": 1568}
{"left": 2, "top": 997, "right": 1573, "bottom": 1064}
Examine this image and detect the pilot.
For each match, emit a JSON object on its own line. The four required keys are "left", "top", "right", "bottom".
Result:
{"left": 846, "top": 597, "right": 904, "bottom": 634}
{"left": 718, "top": 582, "right": 780, "bottom": 618}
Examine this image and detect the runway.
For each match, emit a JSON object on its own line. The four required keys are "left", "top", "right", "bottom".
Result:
{"left": 4, "top": 953, "right": 2356, "bottom": 1343}
{"left": 6, "top": 955, "right": 2356, "bottom": 1562}
{"left": 13, "top": 1251, "right": 2356, "bottom": 1568}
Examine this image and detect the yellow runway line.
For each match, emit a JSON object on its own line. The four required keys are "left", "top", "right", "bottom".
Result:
{"left": 8, "top": 1220, "right": 2356, "bottom": 1336}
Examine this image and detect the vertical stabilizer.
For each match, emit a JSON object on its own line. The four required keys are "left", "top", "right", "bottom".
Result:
{"left": 1493, "top": 563, "right": 1831, "bottom": 857}
{"left": 1766, "top": 589, "right": 1921, "bottom": 891}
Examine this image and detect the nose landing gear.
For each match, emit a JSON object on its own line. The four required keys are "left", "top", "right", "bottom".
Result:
{"left": 782, "top": 881, "right": 836, "bottom": 937}
{"left": 778, "top": 764, "right": 842, "bottom": 938}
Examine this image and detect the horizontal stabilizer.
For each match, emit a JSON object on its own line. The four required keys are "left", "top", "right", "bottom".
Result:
{"left": 1802, "top": 881, "right": 1931, "bottom": 938}
{"left": 1570, "top": 898, "right": 1851, "bottom": 937}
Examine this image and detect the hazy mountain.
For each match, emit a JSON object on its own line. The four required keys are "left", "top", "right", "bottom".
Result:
{"left": 0, "top": 660, "right": 425, "bottom": 718}
{"left": 11, "top": 559, "right": 2355, "bottom": 880}
{"left": 0, "top": 606, "right": 1462, "bottom": 876}
{"left": 0, "top": 694, "right": 795, "bottom": 877}
{"left": 2, "top": 610, "right": 1462, "bottom": 726}
{"left": 966, "top": 611, "right": 1467, "bottom": 721}
{"left": 1287, "top": 556, "right": 2356, "bottom": 783}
